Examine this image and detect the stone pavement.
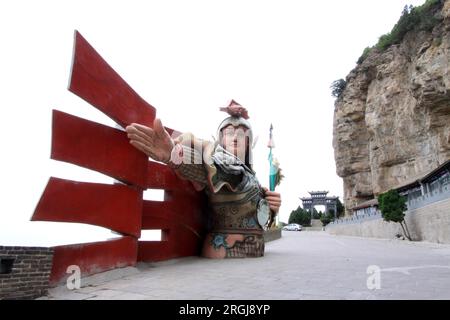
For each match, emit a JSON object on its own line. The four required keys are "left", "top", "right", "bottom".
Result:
{"left": 41, "top": 231, "right": 450, "bottom": 300}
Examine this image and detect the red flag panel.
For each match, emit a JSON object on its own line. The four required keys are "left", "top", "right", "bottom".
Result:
{"left": 141, "top": 202, "right": 171, "bottom": 230}
{"left": 137, "top": 241, "right": 171, "bottom": 262}
{"left": 49, "top": 237, "right": 137, "bottom": 285}
{"left": 51, "top": 110, "right": 148, "bottom": 188}
{"left": 137, "top": 227, "right": 202, "bottom": 262}
{"left": 32, "top": 177, "right": 142, "bottom": 238}
{"left": 167, "top": 224, "right": 204, "bottom": 259}
{"left": 141, "top": 197, "right": 205, "bottom": 234}
{"left": 146, "top": 161, "right": 196, "bottom": 191}
{"left": 164, "top": 190, "right": 207, "bottom": 233}
{"left": 68, "top": 30, "right": 156, "bottom": 128}
{"left": 139, "top": 193, "right": 206, "bottom": 262}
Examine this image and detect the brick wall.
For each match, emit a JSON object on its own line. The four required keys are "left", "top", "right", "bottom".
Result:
{"left": 0, "top": 246, "right": 54, "bottom": 300}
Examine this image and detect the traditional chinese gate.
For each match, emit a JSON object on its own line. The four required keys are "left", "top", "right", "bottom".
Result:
{"left": 32, "top": 31, "right": 207, "bottom": 285}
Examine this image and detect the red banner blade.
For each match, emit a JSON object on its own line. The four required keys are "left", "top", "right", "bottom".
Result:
{"left": 141, "top": 200, "right": 173, "bottom": 230}
{"left": 146, "top": 161, "right": 197, "bottom": 191}
{"left": 32, "top": 177, "right": 142, "bottom": 238}
{"left": 51, "top": 109, "right": 148, "bottom": 188}
{"left": 137, "top": 241, "right": 171, "bottom": 262}
{"left": 138, "top": 227, "right": 203, "bottom": 262}
{"left": 68, "top": 30, "right": 156, "bottom": 128}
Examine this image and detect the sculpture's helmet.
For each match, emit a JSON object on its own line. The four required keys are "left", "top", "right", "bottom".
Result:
{"left": 216, "top": 100, "right": 253, "bottom": 167}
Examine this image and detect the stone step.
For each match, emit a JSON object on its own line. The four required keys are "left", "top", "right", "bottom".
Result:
{"left": 311, "top": 219, "right": 323, "bottom": 228}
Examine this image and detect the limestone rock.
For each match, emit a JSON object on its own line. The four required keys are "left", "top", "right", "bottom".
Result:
{"left": 333, "top": 0, "right": 450, "bottom": 211}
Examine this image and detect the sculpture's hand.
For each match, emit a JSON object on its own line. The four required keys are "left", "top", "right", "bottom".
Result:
{"left": 263, "top": 187, "right": 281, "bottom": 213}
{"left": 126, "top": 118, "right": 174, "bottom": 163}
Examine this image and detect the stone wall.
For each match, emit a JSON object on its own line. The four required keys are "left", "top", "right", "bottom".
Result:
{"left": 407, "top": 197, "right": 450, "bottom": 243}
{"left": 326, "top": 198, "right": 450, "bottom": 244}
{"left": 264, "top": 228, "right": 282, "bottom": 242}
{"left": 0, "top": 246, "right": 54, "bottom": 300}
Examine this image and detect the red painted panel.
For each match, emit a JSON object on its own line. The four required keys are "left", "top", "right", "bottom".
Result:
{"left": 51, "top": 110, "right": 148, "bottom": 188}
{"left": 138, "top": 226, "right": 203, "bottom": 262}
{"left": 137, "top": 241, "right": 171, "bottom": 262}
{"left": 138, "top": 192, "right": 206, "bottom": 262}
{"left": 168, "top": 224, "right": 204, "bottom": 258}
{"left": 141, "top": 201, "right": 171, "bottom": 230}
{"left": 32, "top": 177, "right": 142, "bottom": 238}
{"left": 141, "top": 217, "right": 170, "bottom": 230}
{"left": 146, "top": 161, "right": 195, "bottom": 191}
{"left": 49, "top": 237, "right": 137, "bottom": 286}
{"left": 164, "top": 191, "right": 206, "bottom": 232}
{"left": 68, "top": 30, "right": 156, "bottom": 128}
{"left": 141, "top": 197, "right": 205, "bottom": 234}
{"left": 145, "top": 161, "right": 172, "bottom": 189}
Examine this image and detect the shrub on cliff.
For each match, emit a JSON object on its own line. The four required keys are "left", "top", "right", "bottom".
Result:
{"left": 357, "top": 47, "right": 372, "bottom": 64}
{"left": 330, "top": 79, "right": 346, "bottom": 98}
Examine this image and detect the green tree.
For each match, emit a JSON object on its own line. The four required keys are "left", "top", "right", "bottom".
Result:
{"left": 312, "top": 208, "right": 321, "bottom": 219}
{"left": 378, "top": 189, "right": 412, "bottom": 240}
{"left": 288, "top": 206, "right": 311, "bottom": 226}
{"left": 326, "top": 198, "right": 344, "bottom": 219}
{"left": 320, "top": 212, "right": 334, "bottom": 227}
{"left": 299, "top": 210, "right": 312, "bottom": 226}
{"left": 288, "top": 209, "right": 298, "bottom": 224}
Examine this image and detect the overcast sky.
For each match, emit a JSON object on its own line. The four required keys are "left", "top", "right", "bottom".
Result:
{"left": 0, "top": 0, "right": 426, "bottom": 246}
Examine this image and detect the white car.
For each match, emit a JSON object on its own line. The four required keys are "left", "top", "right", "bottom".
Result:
{"left": 282, "top": 223, "right": 302, "bottom": 231}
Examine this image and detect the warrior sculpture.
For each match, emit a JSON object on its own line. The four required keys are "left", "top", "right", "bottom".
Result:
{"left": 126, "top": 100, "right": 282, "bottom": 258}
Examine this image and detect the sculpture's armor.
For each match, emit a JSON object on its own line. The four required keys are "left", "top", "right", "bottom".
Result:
{"left": 169, "top": 122, "right": 268, "bottom": 258}
{"left": 206, "top": 173, "right": 266, "bottom": 258}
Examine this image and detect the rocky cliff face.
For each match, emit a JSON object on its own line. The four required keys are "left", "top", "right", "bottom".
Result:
{"left": 333, "top": 0, "right": 450, "bottom": 211}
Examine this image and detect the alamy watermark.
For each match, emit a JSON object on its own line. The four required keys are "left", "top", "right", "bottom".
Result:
{"left": 366, "top": 264, "right": 450, "bottom": 290}
{"left": 366, "top": 265, "right": 381, "bottom": 290}
{"left": 66, "top": 265, "right": 81, "bottom": 290}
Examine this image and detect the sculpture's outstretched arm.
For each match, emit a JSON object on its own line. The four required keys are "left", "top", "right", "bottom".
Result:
{"left": 126, "top": 118, "right": 174, "bottom": 163}
{"left": 126, "top": 122, "right": 209, "bottom": 189}
{"left": 167, "top": 133, "right": 209, "bottom": 189}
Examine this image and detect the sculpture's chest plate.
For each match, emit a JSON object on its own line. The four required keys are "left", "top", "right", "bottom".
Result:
{"left": 208, "top": 183, "right": 266, "bottom": 232}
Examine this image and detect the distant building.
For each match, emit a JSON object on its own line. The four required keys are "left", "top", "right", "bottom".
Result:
{"left": 351, "top": 198, "right": 379, "bottom": 217}
{"left": 300, "top": 191, "right": 339, "bottom": 219}
{"left": 397, "top": 159, "right": 450, "bottom": 211}
{"left": 340, "top": 159, "right": 450, "bottom": 220}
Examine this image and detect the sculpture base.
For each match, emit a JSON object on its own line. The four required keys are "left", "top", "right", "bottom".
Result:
{"left": 201, "top": 232, "right": 265, "bottom": 259}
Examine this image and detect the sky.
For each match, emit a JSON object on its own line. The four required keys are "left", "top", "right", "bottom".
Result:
{"left": 0, "top": 0, "right": 426, "bottom": 246}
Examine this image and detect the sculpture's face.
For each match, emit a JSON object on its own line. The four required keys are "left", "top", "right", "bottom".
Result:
{"left": 221, "top": 124, "right": 249, "bottom": 161}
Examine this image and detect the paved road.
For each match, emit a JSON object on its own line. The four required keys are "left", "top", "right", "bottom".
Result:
{"left": 42, "top": 231, "right": 450, "bottom": 300}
